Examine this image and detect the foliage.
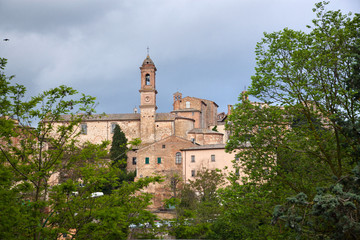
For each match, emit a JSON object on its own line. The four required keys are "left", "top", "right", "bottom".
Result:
{"left": 226, "top": 1, "right": 360, "bottom": 239}
{"left": 171, "top": 169, "right": 225, "bottom": 239}
{"left": 210, "top": 182, "right": 295, "bottom": 240}
{"left": 273, "top": 165, "right": 360, "bottom": 239}
{"left": 0, "top": 58, "right": 161, "bottom": 239}
{"left": 110, "top": 124, "right": 128, "bottom": 168}
{"left": 101, "top": 124, "right": 137, "bottom": 194}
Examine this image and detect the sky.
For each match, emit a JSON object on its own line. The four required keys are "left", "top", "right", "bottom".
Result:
{"left": 0, "top": 0, "right": 359, "bottom": 115}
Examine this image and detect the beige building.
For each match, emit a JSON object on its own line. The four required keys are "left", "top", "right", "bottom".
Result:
{"left": 181, "top": 144, "right": 240, "bottom": 184}
{"left": 53, "top": 55, "right": 242, "bottom": 209}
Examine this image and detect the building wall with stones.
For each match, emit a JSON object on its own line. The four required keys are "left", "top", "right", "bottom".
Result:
{"left": 187, "top": 129, "right": 224, "bottom": 145}
{"left": 52, "top": 115, "right": 141, "bottom": 146}
{"left": 134, "top": 136, "right": 196, "bottom": 209}
{"left": 174, "top": 117, "right": 195, "bottom": 139}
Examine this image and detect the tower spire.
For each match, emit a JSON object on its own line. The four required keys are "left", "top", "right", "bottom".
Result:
{"left": 147, "top": 46, "right": 149, "bottom": 56}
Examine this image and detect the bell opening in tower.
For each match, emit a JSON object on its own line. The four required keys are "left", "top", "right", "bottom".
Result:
{"left": 145, "top": 74, "right": 150, "bottom": 85}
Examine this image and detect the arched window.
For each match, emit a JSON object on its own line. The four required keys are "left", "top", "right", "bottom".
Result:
{"left": 145, "top": 74, "right": 150, "bottom": 85}
{"left": 175, "top": 152, "right": 182, "bottom": 164}
{"left": 185, "top": 101, "right": 190, "bottom": 108}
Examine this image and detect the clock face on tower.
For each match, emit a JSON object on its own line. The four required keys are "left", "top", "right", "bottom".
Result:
{"left": 145, "top": 96, "right": 151, "bottom": 103}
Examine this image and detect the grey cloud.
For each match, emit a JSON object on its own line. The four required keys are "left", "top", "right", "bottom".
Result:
{"left": 0, "top": 0, "right": 358, "bottom": 115}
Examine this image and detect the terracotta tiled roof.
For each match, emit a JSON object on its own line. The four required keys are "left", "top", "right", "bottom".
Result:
{"left": 52, "top": 112, "right": 195, "bottom": 123}
{"left": 51, "top": 113, "right": 141, "bottom": 122}
{"left": 171, "top": 109, "right": 201, "bottom": 113}
{"left": 182, "top": 96, "right": 219, "bottom": 107}
{"left": 155, "top": 113, "right": 176, "bottom": 121}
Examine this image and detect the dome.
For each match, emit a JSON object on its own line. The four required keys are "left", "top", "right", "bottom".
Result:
{"left": 142, "top": 55, "right": 155, "bottom": 66}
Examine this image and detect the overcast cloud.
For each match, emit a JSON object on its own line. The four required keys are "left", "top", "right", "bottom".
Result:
{"left": 0, "top": 0, "right": 359, "bottom": 114}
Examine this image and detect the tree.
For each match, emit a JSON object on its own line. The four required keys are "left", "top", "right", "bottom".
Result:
{"left": 110, "top": 124, "right": 128, "bottom": 168}
{"left": 0, "top": 58, "right": 161, "bottom": 239}
{"left": 226, "top": 2, "right": 360, "bottom": 238}
{"left": 100, "top": 124, "right": 137, "bottom": 195}
{"left": 171, "top": 169, "right": 225, "bottom": 239}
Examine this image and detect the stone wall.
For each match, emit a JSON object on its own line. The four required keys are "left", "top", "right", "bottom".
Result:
{"left": 53, "top": 119, "right": 141, "bottom": 146}
{"left": 155, "top": 121, "right": 173, "bottom": 141}
{"left": 133, "top": 136, "right": 196, "bottom": 209}
{"left": 174, "top": 118, "right": 194, "bottom": 139}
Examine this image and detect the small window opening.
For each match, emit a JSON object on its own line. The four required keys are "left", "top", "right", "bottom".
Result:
{"left": 211, "top": 154, "right": 215, "bottom": 162}
{"left": 145, "top": 74, "right": 150, "bottom": 85}
{"left": 145, "top": 157, "right": 149, "bottom": 164}
{"left": 175, "top": 152, "right": 182, "bottom": 164}
{"left": 111, "top": 123, "right": 117, "bottom": 133}
{"left": 132, "top": 157, "right": 137, "bottom": 165}
{"left": 191, "top": 170, "right": 196, "bottom": 177}
{"left": 191, "top": 155, "right": 195, "bottom": 163}
{"left": 80, "top": 124, "right": 87, "bottom": 135}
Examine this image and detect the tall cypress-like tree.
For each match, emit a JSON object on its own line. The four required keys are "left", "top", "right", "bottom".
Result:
{"left": 110, "top": 124, "right": 128, "bottom": 168}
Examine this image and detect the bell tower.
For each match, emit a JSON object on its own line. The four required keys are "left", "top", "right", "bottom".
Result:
{"left": 139, "top": 54, "right": 157, "bottom": 144}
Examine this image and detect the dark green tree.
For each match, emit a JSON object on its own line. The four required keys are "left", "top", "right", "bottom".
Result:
{"left": 110, "top": 124, "right": 128, "bottom": 168}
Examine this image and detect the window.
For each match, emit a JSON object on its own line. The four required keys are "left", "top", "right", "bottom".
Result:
{"left": 211, "top": 154, "right": 215, "bottom": 162}
{"left": 191, "top": 155, "right": 195, "bottom": 163}
{"left": 185, "top": 101, "right": 190, "bottom": 108}
{"left": 132, "top": 157, "right": 137, "bottom": 165}
{"left": 80, "top": 124, "right": 87, "bottom": 135}
{"left": 162, "top": 145, "right": 166, "bottom": 149}
{"left": 157, "top": 157, "right": 161, "bottom": 164}
{"left": 235, "top": 168, "right": 240, "bottom": 176}
{"left": 111, "top": 123, "right": 117, "bottom": 133}
{"left": 191, "top": 170, "right": 196, "bottom": 177}
{"left": 175, "top": 152, "right": 182, "bottom": 164}
{"left": 145, "top": 157, "right": 149, "bottom": 164}
{"left": 145, "top": 74, "right": 150, "bottom": 85}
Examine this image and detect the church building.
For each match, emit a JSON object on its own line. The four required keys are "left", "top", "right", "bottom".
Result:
{"left": 53, "top": 55, "right": 239, "bottom": 210}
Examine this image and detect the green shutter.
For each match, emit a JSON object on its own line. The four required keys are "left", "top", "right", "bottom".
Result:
{"left": 145, "top": 157, "right": 149, "bottom": 164}
{"left": 157, "top": 157, "right": 161, "bottom": 164}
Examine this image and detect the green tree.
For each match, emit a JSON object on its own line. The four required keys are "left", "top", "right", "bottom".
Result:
{"left": 101, "top": 124, "right": 137, "bottom": 195}
{"left": 110, "top": 124, "right": 128, "bottom": 168}
{"left": 171, "top": 169, "right": 225, "bottom": 239}
{"left": 226, "top": 1, "right": 360, "bottom": 239}
{"left": 0, "top": 58, "right": 161, "bottom": 239}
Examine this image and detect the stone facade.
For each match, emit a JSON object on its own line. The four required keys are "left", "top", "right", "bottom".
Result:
{"left": 133, "top": 135, "right": 196, "bottom": 209}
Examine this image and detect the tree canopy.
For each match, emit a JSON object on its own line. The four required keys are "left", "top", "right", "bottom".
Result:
{"left": 225, "top": 2, "right": 360, "bottom": 239}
